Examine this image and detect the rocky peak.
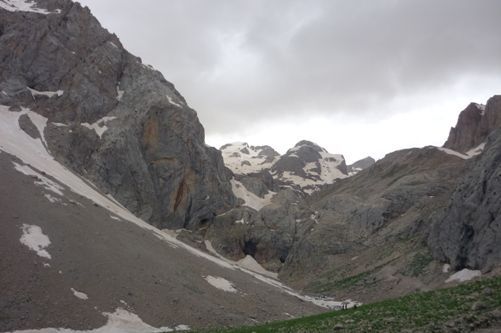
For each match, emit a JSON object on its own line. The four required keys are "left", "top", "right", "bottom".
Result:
{"left": 220, "top": 142, "right": 280, "bottom": 175}
{"left": 271, "top": 140, "right": 348, "bottom": 194}
{"left": 443, "top": 95, "right": 501, "bottom": 153}
{"left": 348, "top": 156, "right": 376, "bottom": 175}
{"left": 0, "top": 0, "right": 235, "bottom": 229}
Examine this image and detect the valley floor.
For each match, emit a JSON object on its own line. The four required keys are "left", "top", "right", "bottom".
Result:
{"left": 196, "top": 277, "right": 501, "bottom": 333}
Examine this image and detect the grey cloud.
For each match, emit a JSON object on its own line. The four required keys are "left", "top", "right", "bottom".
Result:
{"left": 78, "top": 0, "right": 501, "bottom": 133}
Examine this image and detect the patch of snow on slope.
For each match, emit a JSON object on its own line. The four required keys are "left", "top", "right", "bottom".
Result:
{"left": 166, "top": 95, "right": 183, "bottom": 108}
{"left": 28, "top": 87, "right": 64, "bottom": 98}
{"left": 204, "top": 240, "right": 278, "bottom": 279}
{"left": 237, "top": 255, "right": 278, "bottom": 279}
{"left": 81, "top": 116, "right": 117, "bottom": 138}
{"left": 446, "top": 269, "right": 482, "bottom": 283}
{"left": 0, "top": 0, "right": 59, "bottom": 14}
{"left": 70, "top": 288, "right": 88, "bottom": 300}
{"left": 221, "top": 142, "right": 280, "bottom": 174}
{"left": 20, "top": 224, "right": 51, "bottom": 259}
{"left": 116, "top": 86, "right": 124, "bottom": 101}
{"left": 204, "top": 275, "right": 237, "bottom": 293}
{"left": 6, "top": 308, "right": 190, "bottom": 332}
{"left": 231, "top": 178, "right": 275, "bottom": 211}
{"left": 466, "top": 142, "right": 486, "bottom": 157}
{"left": 13, "top": 162, "right": 64, "bottom": 196}
{"left": 437, "top": 147, "right": 470, "bottom": 160}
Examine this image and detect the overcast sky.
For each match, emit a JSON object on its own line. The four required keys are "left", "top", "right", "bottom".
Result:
{"left": 79, "top": 0, "right": 501, "bottom": 163}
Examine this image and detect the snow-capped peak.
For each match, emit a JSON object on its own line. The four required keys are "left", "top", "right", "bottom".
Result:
{"left": 0, "top": 0, "right": 60, "bottom": 14}
{"left": 220, "top": 142, "right": 280, "bottom": 175}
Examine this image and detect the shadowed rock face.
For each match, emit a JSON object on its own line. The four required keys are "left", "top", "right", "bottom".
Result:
{"left": 429, "top": 129, "right": 501, "bottom": 272}
{"left": 0, "top": 0, "right": 235, "bottom": 229}
{"left": 443, "top": 95, "right": 501, "bottom": 153}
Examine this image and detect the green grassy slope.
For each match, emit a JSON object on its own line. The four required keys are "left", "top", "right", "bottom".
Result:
{"left": 196, "top": 277, "right": 501, "bottom": 333}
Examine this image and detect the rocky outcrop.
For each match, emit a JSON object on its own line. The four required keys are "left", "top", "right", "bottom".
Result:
{"left": 429, "top": 129, "right": 501, "bottom": 272}
{"left": 443, "top": 95, "right": 501, "bottom": 153}
{"left": 347, "top": 156, "right": 376, "bottom": 175}
{"left": 0, "top": 0, "right": 235, "bottom": 229}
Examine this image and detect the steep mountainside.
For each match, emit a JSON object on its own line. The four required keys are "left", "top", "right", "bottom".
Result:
{"left": 429, "top": 128, "right": 501, "bottom": 272}
{"left": 0, "top": 1, "right": 338, "bottom": 330}
{"left": 443, "top": 95, "right": 501, "bottom": 153}
{"left": 0, "top": 0, "right": 234, "bottom": 230}
{"left": 0, "top": 129, "right": 320, "bottom": 331}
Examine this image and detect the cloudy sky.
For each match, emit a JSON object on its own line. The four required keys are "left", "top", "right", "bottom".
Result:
{"left": 79, "top": 0, "right": 501, "bottom": 163}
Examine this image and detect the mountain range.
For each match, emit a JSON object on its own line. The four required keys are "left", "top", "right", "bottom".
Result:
{"left": 1, "top": 0, "right": 500, "bottom": 332}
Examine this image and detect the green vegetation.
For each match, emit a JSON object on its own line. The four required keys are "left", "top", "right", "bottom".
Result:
{"left": 404, "top": 251, "right": 434, "bottom": 277}
{"left": 195, "top": 277, "right": 501, "bottom": 333}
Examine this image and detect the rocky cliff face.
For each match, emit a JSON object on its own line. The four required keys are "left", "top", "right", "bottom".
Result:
{"left": 0, "top": 0, "right": 235, "bottom": 229}
{"left": 443, "top": 95, "right": 501, "bottom": 153}
{"left": 429, "top": 129, "right": 501, "bottom": 272}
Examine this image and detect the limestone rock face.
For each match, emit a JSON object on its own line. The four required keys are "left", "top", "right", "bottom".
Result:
{"left": 429, "top": 129, "right": 501, "bottom": 272}
{"left": 443, "top": 95, "right": 501, "bottom": 153}
{"left": 0, "top": 0, "right": 235, "bottom": 229}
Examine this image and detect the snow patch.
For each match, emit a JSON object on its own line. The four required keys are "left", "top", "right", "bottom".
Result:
{"left": 19, "top": 224, "right": 51, "bottom": 259}
{"left": 81, "top": 116, "right": 117, "bottom": 138}
{"left": 0, "top": 0, "right": 60, "bottom": 14}
{"left": 465, "top": 142, "right": 486, "bottom": 157}
{"left": 231, "top": 179, "right": 274, "bottom": 211}
{"left": 28, "top": 87, "right": 64, "bottom": 98}
{"left": 442, "top": 264, "right": 451, "bottom": 273}
{"left": 70, "top": 288, "right": 89, "bottom": 300}
{"left": 437, "top": 147, "right": 470, "bottom": 160}
{"left": 204, "top": 275, "right": 237, "bottom": 293}
{"left": 237, "top": 255, "right": 278, "bottom": 279}
{"left": 44, "top": 193, "right": 61, "bottom": 204}
{"left": 446, "top": 268, "right": 481, "bottom": 283}
{"left": 166, "top": 95, "right": 183, "bottom": 108}
{"left": 116, "top": 86, "right": 124, "bottom": 101}
{"left": 13, "top": 162, "right": 64, "bottom": 196}
{"left": 6, "top": 308, "right": 190, "bottom": 332}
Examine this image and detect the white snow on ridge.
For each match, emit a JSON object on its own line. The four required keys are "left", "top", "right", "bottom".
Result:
{"left": 231, "top": 178, "right": 275, "bottom": 211}
{"left": 465, "top": 142, "right": 486, "bottom": 157}
{"left": 6, "top": 308, "right": 190, "bottom": 333}
{"left": 19, "top": 224, "right": 51, "bottom": 259}
{"left": 0, "top": 0, "right": 60, "bottom": 14}
{"left": 204, "top": 275, "right": 238, "bottom": 293}
{"left": 437, "top": 147, "right": 470, "bottom": 160}
{"left": 437, "top": 141, "right": 486, "bottom": 160}
{"left": 446, "top": 269, "right": 481, "bottom": 283}
{"left": 221, "top": 142, "right": 280, "bottom": 175}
